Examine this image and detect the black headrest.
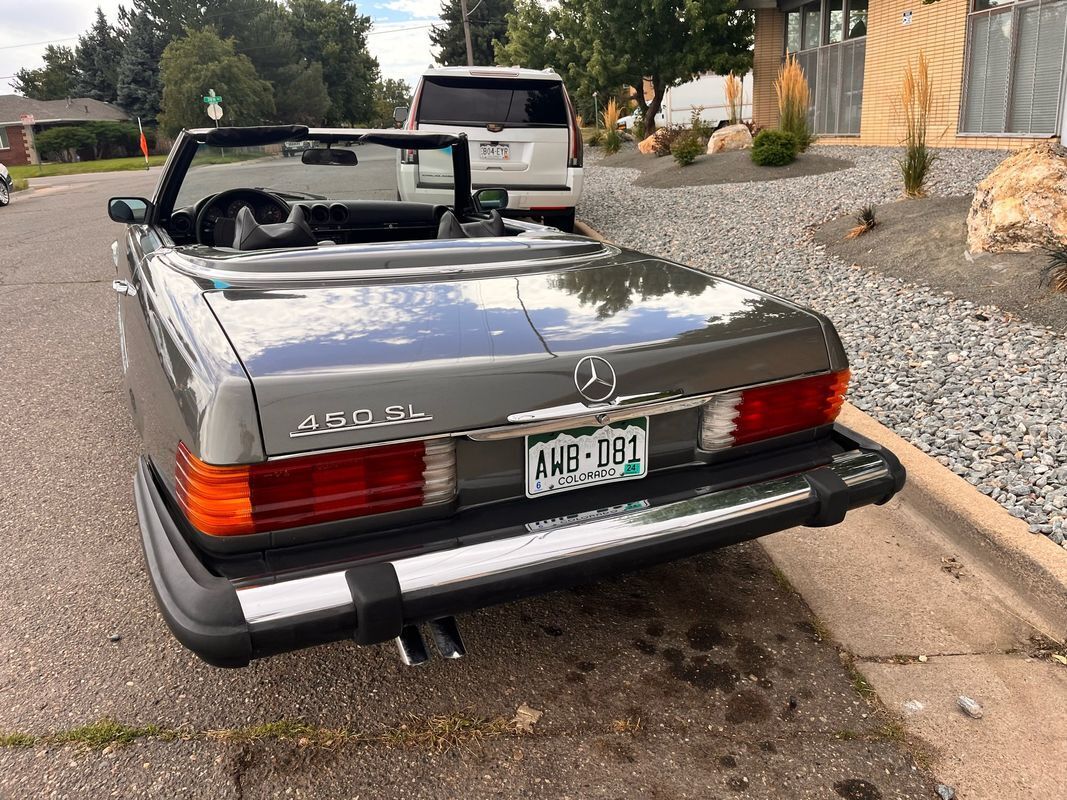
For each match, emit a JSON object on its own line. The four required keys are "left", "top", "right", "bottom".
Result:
{"left": 233, "top": 205, "right": 318, "bottom": 251}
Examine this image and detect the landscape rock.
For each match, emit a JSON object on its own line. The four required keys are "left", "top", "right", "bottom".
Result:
{"left": 637, "top": 133, "right": 658, "bottom": 155}
{"left": 707, "top": 123, "right": 752, "bottom": 155}
{"left": 957, "top": 695, "right": 984, "bottom": 719}
{"left": 967, "top": 142, "right": 1067, "bottom": 253}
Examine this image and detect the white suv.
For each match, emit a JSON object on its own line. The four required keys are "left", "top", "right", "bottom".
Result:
{"left": 395, "top": 66, "right": 584, "bottom": 232}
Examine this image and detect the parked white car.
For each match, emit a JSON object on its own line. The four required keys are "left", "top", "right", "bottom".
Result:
{"left": 395, "top": 66, "right": 584, "bottom": 232}
{"left": 0, "top": 162, "right": 12, "bottom": 207}
{"left": 616, "top": 111, "right": 665, "bottom": 131}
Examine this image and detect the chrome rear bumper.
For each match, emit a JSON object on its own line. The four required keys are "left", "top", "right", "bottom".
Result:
{"left": 135, "top": 425, "right": 904, "bottom": 667}
{"left": 236, "top": 449, "right": 890, "bottom": 628}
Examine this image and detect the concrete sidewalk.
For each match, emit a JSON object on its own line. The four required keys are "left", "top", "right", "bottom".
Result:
{"left": 763, "top": 410, "right": 1067, "bottom": 799}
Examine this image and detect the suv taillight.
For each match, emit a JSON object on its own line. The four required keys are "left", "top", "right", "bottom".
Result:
{"left": 699, "top": 370, "right": 849, "bottom": 452}
{"left": 175, "top": 439, "right": 456, "bottom": 536}
{"left": 564, "top": 90, "right": 583, "bottom": 168}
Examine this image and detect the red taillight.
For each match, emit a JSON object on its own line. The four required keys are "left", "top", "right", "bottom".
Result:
{"left": 563, "top": 90, "right": 583, "bottom": 168}
{"left": 699, "top": 370, "right": 850, "bottom": 452}
{"left": 175, "top": 440, "right": 455, "bottom": 536}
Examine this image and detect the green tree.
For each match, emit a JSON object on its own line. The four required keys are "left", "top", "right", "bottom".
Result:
{"left": 431, "top": 0, "right": 514, "bottom": 67}
{"left": 288, "top": 0, "right": 380, "bottom": 124}
{"left": 34, "top": 126, "right": 97, "bottom": 162}
{"left": 75, "top": 8, "right": 123, "bottom": 102}
{"left": 12, "top": 45, "right": 79, "bottom": 100}
{"left": 274, "top": 62, "right": 331, "bottom": 125}
{"left": 370, "top": 78, "right": 412, "bottom": 128}
{"left": 157, "top": 28, "right": 275, "bottom": 135}
{"left": 116, "top": 12, "right": 165, "bottom": 121}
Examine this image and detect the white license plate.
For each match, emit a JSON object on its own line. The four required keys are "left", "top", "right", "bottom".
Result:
{"left": 479, "top": 143, "right": 510, "bottom": 161}
{"left": 525, "top": 419, "right": 648, "bottom": 498}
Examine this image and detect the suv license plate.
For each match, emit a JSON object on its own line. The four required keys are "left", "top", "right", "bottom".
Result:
{"left": 479, "top": 143, "right": 510, "bottom": 161}
{"left": 525, "top": 419, "right": 648, "bottom": 498}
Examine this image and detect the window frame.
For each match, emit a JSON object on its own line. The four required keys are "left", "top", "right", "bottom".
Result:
{"left": 958, "top": 0, "right": 1067, "bottom": 137}
{"left": 0, "top": 127, "right": 9, "bottom": 150}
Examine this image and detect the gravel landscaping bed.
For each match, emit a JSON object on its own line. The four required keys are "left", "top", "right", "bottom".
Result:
{"left": 580, "top": 145, "right": 1067, "bottom": 548}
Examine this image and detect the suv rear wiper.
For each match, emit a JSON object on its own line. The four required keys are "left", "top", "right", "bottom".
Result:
{"left": 254, "top": 187, "right": 327, "bottom": 201}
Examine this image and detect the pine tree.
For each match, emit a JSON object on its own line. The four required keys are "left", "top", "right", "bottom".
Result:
{"left": 12, "top": 46, "right": 78, "bottom": 100}
{"left": 430, "top": 0, "right": 515, "bottom": 67}
{"left": 116, "top": 12, "right": 164, "bottom": 120}
{"left": 75, "top": 8, "right": 123, "bottom": 102}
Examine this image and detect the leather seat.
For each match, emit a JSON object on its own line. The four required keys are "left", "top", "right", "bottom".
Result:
{"left": 233, "top": 205, "right": 318, "bottom": 251}
{"left": 437, "top": 210, "right": 505, "bottom": 239}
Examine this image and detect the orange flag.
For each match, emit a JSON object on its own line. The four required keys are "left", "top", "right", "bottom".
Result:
{"left": 137, "top": 117, "right": 149, "bottom": 167}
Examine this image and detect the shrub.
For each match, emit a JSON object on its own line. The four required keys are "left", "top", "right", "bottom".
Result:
{"left": 899, "top": 52, "right": 936, "bottom": 198}
{"left": 724, "top": 72, "right": 744, "bottom": 125}
{"left": 845, "top": 205, "right": 877, "bottom": 239}
{"left": 35, "top": 126, "right": 96, "bottom": 162}
{"left": 586, "top": 129, "right": 603, "bottom": 147}
{"left": 603, "top": 128, "right": 621, "bottom": 154}
{"left": 653, "top": 124, "right": 685, "bottom": 157}
{"left": 671, "top": 132, "right": 703, "bottom": 166}
{"left": 750, "top": 129, "right": 798, "bottom": 166}
{"left": 689, "top": 106, "right": 715, "bottom": 142}
{"left": 775, "top": 56, "right": 812, "bottom": 151}
{"left": 1041, "top": 245, "right": 1067, "bottom": 293}
{"left": 601, "top": 98, "right": 622, "bottom": 154}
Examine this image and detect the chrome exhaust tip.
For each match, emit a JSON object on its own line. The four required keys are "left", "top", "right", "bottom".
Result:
{"left": 395, "top": 625, "right": 430, "bottom": 666}
{"left": 394, "top": 617, "right": 466, "bottom": 665}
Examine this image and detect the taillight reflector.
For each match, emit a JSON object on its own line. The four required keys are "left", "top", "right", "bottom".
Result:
{"left": 699, "top": 370, "right": 850, "bottom": 452}
{"left": 175, "top": 440, "right": 456, "bottom": 536}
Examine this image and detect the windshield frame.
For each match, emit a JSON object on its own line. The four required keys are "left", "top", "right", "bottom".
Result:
{"left": 150, "top": 127, "right": 474, "bottom": 224}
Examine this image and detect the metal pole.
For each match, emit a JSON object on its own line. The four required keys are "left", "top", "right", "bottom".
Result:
{"left": 460, "top": 0, "right": 474, "bottom": 66}
{"left": 593, "top": 94, "right": 599, "bottom": 130}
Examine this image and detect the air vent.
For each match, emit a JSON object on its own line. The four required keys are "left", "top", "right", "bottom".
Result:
{"left": 329, "top": 203, "right": 349, "bottom": 224}
{"left": 170, "top": 212, "right": 192, "bottom": 235}
{"left": 310, "top": 204, "right": 330, "bottom": 224}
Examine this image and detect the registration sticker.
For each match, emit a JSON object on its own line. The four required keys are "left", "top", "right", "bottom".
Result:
{"left": 525, "top": 418, "right": 649, "bottom": 498}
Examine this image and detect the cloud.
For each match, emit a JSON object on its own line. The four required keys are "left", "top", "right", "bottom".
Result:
{"left": 382, "top": 0, "right": 443, "bottom": 17}
{"left": 367, "top": 18, "right": 440, "bottom": 88}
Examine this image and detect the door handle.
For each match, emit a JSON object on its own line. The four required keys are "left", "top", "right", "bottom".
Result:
{"left": 112, "top": 279, "right": 137, "bottom": 297}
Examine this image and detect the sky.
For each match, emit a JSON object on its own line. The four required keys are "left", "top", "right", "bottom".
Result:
{"left": 0, "top": 0, "right": 441, "bottom": 95}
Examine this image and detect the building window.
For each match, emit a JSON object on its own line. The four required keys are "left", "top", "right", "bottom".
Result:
{"left": 962, "top": 0, "right": 1067, "bottom": 135}
{"left": 783, "top": 0, "right": 867, "bottom": 136}
{"left": 0, "top": 128, "right": 9, "bottom": 149}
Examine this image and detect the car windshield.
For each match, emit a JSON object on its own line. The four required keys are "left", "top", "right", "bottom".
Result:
{"left": 173, "top": 137, "right": 452, "bottom": 209}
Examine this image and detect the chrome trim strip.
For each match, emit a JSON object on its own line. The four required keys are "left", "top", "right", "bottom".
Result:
{"left": 235, "top": 450, "right": 889, "bottom": 628}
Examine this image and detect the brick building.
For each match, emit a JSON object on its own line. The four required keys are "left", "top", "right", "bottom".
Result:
{"left": 743, "top": 0, "right": 1066, "bottom": 149}
{"left": 0, "top": 95, "right": 131, "bottom": 166}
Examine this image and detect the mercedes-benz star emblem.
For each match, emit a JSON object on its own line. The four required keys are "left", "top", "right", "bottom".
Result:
{"left": 573, "top": 356, "right": 617, "bottom": 403}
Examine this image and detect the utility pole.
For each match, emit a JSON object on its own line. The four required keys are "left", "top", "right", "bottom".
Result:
{"left": 459, "top": 0, "right": 474, "bottom": 66}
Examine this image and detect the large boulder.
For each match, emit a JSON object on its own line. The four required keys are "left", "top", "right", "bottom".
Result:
{"left": 707, "top": 123, "right": 752, "bottom": 155}
{"left": 967, "top": 142, "right": 1067, "bottom": 254}
{"left": 637, "top": 133, "right": 658, "bottom": 155}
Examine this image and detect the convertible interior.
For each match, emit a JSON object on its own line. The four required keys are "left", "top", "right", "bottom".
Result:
{"left": 158, "top": 126, "right": 527, "bottom": 252}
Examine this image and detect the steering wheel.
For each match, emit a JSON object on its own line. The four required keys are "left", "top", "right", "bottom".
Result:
{"left": 195, "top": 188, "right": 289, "bottom": 247}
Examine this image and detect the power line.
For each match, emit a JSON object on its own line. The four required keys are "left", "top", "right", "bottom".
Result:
{"left": 0, "top": 36, "right": 79, "bottom": 51}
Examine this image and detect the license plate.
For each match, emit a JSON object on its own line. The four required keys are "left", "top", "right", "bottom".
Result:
{"left": 526, "top": 418, "right": 648, "bottom": 498}
{"left": 479, "top": 143, "right": 510, "bottom": 161}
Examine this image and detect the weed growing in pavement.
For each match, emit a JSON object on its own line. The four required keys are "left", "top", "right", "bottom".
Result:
{"left": 846, "top": 205, "right": 878, "bottom": 239}
{"left": 0, "top": 732, "right": 36, "bottom": 748}
{"left": 899, "top": 52, "right": 936, "bottom": 198}
{"left": 52, "top": 719, "right": 166, "bottom": 749}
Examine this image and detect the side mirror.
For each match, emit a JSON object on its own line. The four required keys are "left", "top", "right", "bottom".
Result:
{"left": 301, "top": 147, "right": 358, "bottom": 166}
{"left": 472, "top": 187, "right": 509, "bottom": 212}
{"left": 393, "top": 106, "right": 409, "bottom": 125}
{"left": 108, "top": 197, "right": 151, "bottom": 224}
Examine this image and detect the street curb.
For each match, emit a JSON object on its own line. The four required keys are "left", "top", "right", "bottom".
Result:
{"left": 576, "top": 217, "right": 1067, "bottom": 638}
{"left": 838, "top": 403, "right": 1067, "bottom": 638}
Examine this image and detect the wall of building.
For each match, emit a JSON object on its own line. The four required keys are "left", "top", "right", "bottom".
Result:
{"left": 753, "top": 0, "right": 1053, "bottom": 150}
{"left": 753, "top": 9, "right": 786, "bottom": 131}
{"left": 0, "top": 125, "right": 31, "bottom": 166}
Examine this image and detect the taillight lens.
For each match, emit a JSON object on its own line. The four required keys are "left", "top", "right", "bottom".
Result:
{"left": 699, "top": 370, "right": 850, "bottom": 452}
{"left": 175, "top": 440, "right": 456, "bottom": 536}
{"left": 564, "top": 91, "right": 583, "bottom": 168}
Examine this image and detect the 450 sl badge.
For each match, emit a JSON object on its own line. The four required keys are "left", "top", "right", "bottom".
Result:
{"left": 289, "top": 404, "right": 433, "bottom": 438}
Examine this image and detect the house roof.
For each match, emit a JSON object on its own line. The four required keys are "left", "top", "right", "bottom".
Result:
{"left": 0, "top": 95, "right": 131, "bottom": 126}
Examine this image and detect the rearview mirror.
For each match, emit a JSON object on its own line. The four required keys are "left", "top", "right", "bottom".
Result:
{"left": 108, "top": 196, "right": 151, "bottom": 224}
{"left": 301, "top": 148, "right": 358, "bottom": 166}
{"left": 472, "top": 187, "right": 509, "bottom": 211}
{"left": 393, "top": 106, "right": 409, "bottom": 125}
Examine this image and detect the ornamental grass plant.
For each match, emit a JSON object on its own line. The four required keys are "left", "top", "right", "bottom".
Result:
{"left": 899, "top": 52, "right": 936, "bottom": 198}
{"left": 775, "top": 56, "right": 811, "bottom": 151}
{"left": 724, "top": 71, "right": 743, "bottom": 125}
{"left": 602, "top": 97, "right": 621, "bottom": 155}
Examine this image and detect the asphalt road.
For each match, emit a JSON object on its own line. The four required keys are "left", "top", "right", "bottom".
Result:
{"left": 0, "top": 168, "right": 936, "bottom": 798}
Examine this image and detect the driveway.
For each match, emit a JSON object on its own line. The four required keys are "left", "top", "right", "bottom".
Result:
{"left": 0, "top": 168, "right": 933, "bottom": 798}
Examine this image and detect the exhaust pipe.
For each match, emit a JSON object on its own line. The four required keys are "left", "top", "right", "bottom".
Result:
{"left": 394, "top": 616, "right": 466, "bottom": 666}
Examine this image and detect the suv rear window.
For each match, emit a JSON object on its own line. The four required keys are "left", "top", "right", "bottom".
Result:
{"left": 417, "top": 76, "right": 569, "bottom": 127}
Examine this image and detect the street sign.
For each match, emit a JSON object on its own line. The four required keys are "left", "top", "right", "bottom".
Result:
{"left": 203, "top": 95, "right": 223, "bottom": 103}
{"left": 206, "top": 103, "right": 224, "bottom": 121}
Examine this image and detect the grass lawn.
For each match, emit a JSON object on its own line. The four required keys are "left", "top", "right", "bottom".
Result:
{"left": 9, "top": 151, "right": 267, "bottom": 181}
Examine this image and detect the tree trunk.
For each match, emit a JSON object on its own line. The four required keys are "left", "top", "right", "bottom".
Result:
{"left": 644, "top": 79, "right": 666, "bottom": 136}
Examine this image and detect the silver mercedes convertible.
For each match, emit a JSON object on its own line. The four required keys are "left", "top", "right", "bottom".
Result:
{"left": 108, "top": 125, "right": 904, "bottom": 667}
